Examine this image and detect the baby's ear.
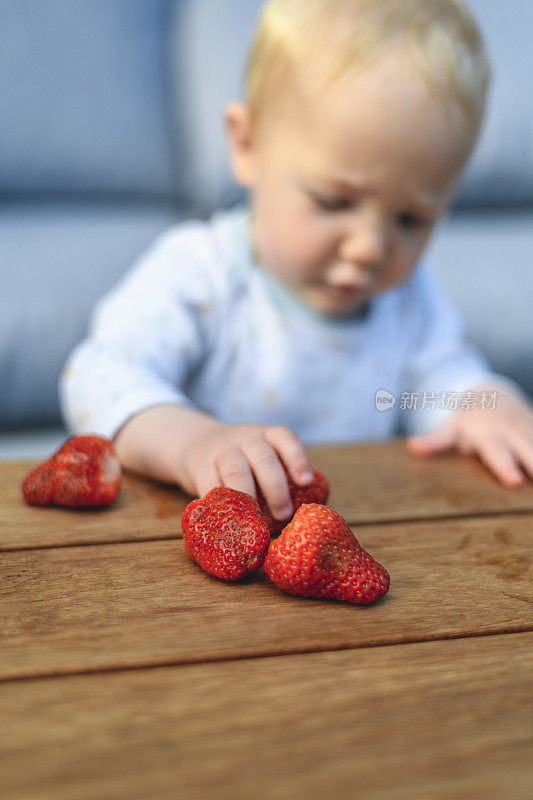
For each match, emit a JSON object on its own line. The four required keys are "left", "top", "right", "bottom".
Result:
{"left": 224, "top": 103, "right": 257, "bottom": 187}
{"left": 224, "top": 103, "right": 249, "bottom": 137}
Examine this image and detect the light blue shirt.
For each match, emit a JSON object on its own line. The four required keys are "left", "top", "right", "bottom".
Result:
{"left": 60, "top": 204, "right": 497, "bottom": 445}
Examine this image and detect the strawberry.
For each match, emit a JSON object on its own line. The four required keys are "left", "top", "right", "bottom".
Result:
{"left": 264, "top": 503, "right": 390, "bottom": 604}
{"left": 181, "top": 487, "right": 271, "bottom": 581}
{"left": 256, "top": 468, "right": 330, "bottom": 536}
{"left": 22, "top": 435, "right": 122, "bottom": 508}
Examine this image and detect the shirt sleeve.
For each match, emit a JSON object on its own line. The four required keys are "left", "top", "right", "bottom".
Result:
{"left": 399, "top": 267, "right": 513, "bottom": 435}
{"left": 59, "top": 221, "right": 228, "bottom": 438}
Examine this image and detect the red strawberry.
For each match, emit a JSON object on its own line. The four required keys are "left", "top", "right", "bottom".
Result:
{"left": 181, "top": 487, "right": 271, "bottom": 581}
{"left": 264, "top": 503, "right": 390, "bottom": 604}
{"left": 257, "top": 468, "right": 330, "bottom": 536}
{"left": 22, "top": 435, "right": 122, "bottom": 508}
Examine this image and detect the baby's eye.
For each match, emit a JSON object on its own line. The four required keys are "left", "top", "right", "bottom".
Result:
{"left": 311, "top": 193, "right": 351, "bottom": 212}
{"left": 397, "top": 213, "right": 431, "bottom": 229}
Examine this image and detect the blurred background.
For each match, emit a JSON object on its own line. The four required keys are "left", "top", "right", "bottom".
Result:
{"left": 1, "top": 0, "right": 531, "bottom": 459}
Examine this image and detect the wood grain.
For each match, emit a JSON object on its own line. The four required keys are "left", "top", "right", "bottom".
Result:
{"left": 1, "top": 514, "right": 531, "bottom": 680}
{"left": 0, "top": 633, "right": 531, "bottom": 800}
{"left": 2, "top": 442, "right": 533, "bottom": 550}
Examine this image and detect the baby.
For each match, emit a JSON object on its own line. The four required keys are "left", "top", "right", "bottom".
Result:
{"left": 60, "top": 0, "right": 533, "bottom": 522}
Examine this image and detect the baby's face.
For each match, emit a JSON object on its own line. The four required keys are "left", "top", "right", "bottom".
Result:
{"left": 230, "top": 54, "right": 474, "bottom": 317}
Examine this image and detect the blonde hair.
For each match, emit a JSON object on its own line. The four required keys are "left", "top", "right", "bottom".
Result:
{"left": 245, "top": 0, "right": 490, "bottom": 136}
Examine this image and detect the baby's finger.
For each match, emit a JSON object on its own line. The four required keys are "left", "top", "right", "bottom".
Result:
{"left": 264, "top": 425, "right": 314, "bottom": 486}
{"left": 239, "top": 437, "right": 293, "bottom": 520}
{"left": 216, "top": 445, "right": 257, "bottom": 499}
{"left": 477, "top": 438, "right": 524, "bottom": 488}
{"left": 507, "top": 433, "right": 533, "bottom": 482}
{"left": 196, "top": 461, "right": 224, "bottom": 499}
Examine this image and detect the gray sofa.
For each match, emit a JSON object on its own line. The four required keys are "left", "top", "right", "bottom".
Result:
{"left": 1, "top": 0, "right": 532, "bottom": 459}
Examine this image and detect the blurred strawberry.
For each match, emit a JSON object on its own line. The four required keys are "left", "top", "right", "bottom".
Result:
{"left": 22, "top": 435, "right": 122, "bottom": 508}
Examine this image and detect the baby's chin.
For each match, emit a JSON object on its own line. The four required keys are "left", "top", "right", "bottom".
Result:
{"left": 301, "top": 285, "right": 373, "bottom": 320}
{"left": 322, "top": 300, "right": 372, "bottom": 321}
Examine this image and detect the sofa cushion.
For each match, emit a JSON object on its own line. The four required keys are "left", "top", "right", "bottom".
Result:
{"left": 0, "top": 0, "right": 178, "bottom": 197}
{"left": 169, "top": 0, "right": 264, "bottom": 217}
{"left": 424, "top": 208, "right": 533, "bottom": 399}
{"left": 170, "top": 0, "right": 533, "bottom": 215}
{"left": 454, "top": 0, "right": 533, "bottom": 206}
{"left": 0, "top": 428, "right": 68, "bottom": 461}
{"left": 0, "top": 203, "right": 181, "bottom": 427}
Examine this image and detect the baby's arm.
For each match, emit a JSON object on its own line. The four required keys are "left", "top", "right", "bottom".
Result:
{"left": 401, "top": 268, "right": 533, "bottom": 486}
{"left": 407, "top": 381, "right": 533, "bottom": 487}
{"left": 114, "top": 403, "right": 314, "bottom": 520}
{"left": 60, "top": 223, "right": 313, "bottom": 519}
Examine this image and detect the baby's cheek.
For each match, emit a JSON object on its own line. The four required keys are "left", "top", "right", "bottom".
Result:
{"left": 288, "top": 238, "right": 321, "bottom": 273}
{"left": 264, "top": 226, "right": 324, "bottom": 282}
{"left": 284, "top": 226, "right": 332, "bottom": 277}
{"left": 379, "top": 254, "right": 417, "bottom": 293}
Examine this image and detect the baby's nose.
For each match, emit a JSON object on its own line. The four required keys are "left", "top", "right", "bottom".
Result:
{"left": 339, "top": 222, "right": 387, "bottom": 270}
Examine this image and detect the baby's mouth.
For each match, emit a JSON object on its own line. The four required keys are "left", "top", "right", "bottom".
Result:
{"left": 323, "top": 263, "right": 376, "bottom": 297}
{"left": 323, "top": 281, "right": 371, "bottom": 298}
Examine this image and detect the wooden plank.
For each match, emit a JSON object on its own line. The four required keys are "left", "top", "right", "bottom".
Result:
{"left": 1, "top": 514, "right": 531, "bottom": 680}
{"left": 313, "top": 440, "right": 533, "bottom": 523}
{"left": 3, "top": 442, "right": 533, "bottom": 550}
{"left": 0, "top": 634, "right": 531, "bottom": 800}
{"left": 0, "top": 463, "right": 189, "bottom": 551}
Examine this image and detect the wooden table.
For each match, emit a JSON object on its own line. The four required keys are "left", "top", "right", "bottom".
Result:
{"left": 1, "top": 441, "right": 532, "bottom": 799}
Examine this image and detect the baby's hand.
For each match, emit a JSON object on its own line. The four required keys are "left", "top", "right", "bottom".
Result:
{"left": 180, "top": 422, "right": 314, "bottom": 520}
{"left": 406, "top": 385, "right": 533, "bottom": 487}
